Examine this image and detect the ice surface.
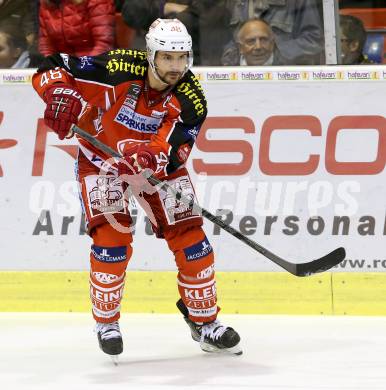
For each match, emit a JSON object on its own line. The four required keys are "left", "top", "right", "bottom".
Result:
{"left": 1, "top": 313, "right": 386, "bottom": 390}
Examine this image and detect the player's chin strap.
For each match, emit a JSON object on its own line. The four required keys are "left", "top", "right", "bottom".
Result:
{"left": 71, "top": 124, "right": 347, "bottom": 277}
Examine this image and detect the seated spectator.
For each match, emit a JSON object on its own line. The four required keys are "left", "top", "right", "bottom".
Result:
{"left": 39, "top": 0, "right": 115, "bottom": 57}
{"left": 223, "top": 0, "right": 324, "bottom": 65}
{"left": 0, "top": 0, "right": 37, "bottom": 49}
{"left": 121, "top": 0, "right": 231, "bottom": 65}
{"left": 339, "top": 14, "right": 373, "bottom": 64}
{"left": 222, "top": 18, "right": 283, "bottom": 65}
{"left": 0, "top": 23, "right": 42, "bottom": 68}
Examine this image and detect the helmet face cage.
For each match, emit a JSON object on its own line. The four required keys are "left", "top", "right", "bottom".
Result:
{"left": 146, "top": 19, "right": 193, "bottom": 82}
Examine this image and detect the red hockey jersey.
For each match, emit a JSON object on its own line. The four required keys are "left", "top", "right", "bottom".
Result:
{"left": 32, "top": 49, "right": 207, "bottom": 177}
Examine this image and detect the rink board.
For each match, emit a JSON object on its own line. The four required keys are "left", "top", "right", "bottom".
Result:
{"left": 0, "top": 67, "right": 385, "bottom": 315}
{"left": 0, "top": 67, "right": 385, "bottom": 273}
{"left": 1, "top": 271, "right": 386, "bottom": 315}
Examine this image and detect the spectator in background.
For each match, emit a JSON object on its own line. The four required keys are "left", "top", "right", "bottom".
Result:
{"left": 223, "top": 0, "right": 324, "bottom": 65}
{"left": 31, "top": 1, "right": 40, "bottom": 35}
{"left": 0, "top": 23, "right": 42, "bottom": 68}
{"left": 340, "top": 14, "right": 373, "bottom": 64}
{"left": 121, "top": 1, "right": 231, "bottom": 65}
{"left": 222, "top": 18, "right": 283, "bottom": 65}
{"left": 121, "top": 1, "right": 189, "bottom": 51}
{"left": 114, "top": 0, "right": 123, "bottom": 12}
{"left": 195, "top": 1, "right": 232, "bottom": 65}
{"left": 0, "top": 0, "right": 37, "bottom": 49}
{"left": 39, "top": 0, "right": 115, "bottom": 57}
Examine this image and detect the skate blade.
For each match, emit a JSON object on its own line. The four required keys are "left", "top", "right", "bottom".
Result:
{"left": 110, "top": 355, "right": 119, "bottom": 366}
{"left": 200, "top": 342, "right": 243, "bottom": 356}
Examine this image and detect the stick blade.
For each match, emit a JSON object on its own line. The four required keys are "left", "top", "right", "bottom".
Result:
{"left": 295, "top": 247, "right": 346, "bottom": 277}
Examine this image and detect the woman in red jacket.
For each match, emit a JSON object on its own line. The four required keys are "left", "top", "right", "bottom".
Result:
{"left": 39, "top": 0, "right": 115, "bottom": 57}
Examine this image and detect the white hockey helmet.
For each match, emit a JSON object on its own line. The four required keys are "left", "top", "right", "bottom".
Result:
{"left": 146, "top": 18, "right": 193, "bottom": 80}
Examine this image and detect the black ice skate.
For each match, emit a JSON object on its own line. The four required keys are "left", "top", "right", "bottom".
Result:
{"left": 176, "top": 299, "right": 242, "bottom": 355}
{"left": 95, "top": 321, "right": 123, "bottom": 364}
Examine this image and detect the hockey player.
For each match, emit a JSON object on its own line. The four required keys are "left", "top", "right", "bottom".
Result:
{"left": 32, "top": 18, "right": 242, "bottom": 357}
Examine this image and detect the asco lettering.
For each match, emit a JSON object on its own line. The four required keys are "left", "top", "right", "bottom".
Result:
{"left": 10, "top": 115, "right": 385, "bottom": 178}
{"left": 194, "top": 115, "right": 386, "bottom": 176}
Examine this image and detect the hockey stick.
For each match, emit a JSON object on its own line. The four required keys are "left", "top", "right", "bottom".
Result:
{"left": 71, "top": 124, "right": 346, "bottom": 277}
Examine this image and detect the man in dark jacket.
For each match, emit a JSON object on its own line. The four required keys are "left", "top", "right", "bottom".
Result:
{"left": 121, "top": 0, "right": 231, "bottom": 65}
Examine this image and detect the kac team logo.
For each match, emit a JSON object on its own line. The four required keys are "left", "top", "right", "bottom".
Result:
{"left": 92, "top": 272, "right": 121, "bottom": 284}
